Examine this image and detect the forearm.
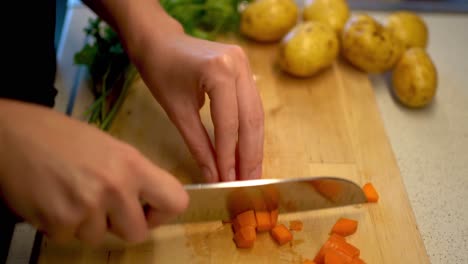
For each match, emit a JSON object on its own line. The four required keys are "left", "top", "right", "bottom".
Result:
{"left": 82, "top": 0, "right": 184, "bottom": 60}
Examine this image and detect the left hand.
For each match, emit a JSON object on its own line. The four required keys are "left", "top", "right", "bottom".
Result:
{"left": 131, "top": 30, "right": 265, "bottom": 183}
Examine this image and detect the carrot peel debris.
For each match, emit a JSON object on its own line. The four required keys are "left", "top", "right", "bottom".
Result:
{"left": 289, "top": 220, "right": 304, "bottom": 231}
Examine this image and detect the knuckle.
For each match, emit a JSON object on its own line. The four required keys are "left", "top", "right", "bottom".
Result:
{"left": 219, "top": 119, "right": 239, "bottom": 136}
{"left": 246, "top": 110, "right": 264, "bottom": 130}
{"left": 46, "top": 207, "right": 80, "bottom": 229}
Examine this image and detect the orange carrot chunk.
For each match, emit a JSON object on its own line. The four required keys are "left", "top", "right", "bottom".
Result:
{"left": 362, "top": 183, "right": 379, "bottom": 203}
{"left": 236, "top": 210, "right": 257, "bottom": 228}
{"left": 324, "top": 249, "right": 352, "bottom": 264}
{"left": 255, "top": 210, "right": 273, "bottom": 232}
{"left": 314, "top": 234, "right": 359, "bottom": 263}
{"left": 231, "top": 218, "right": 242, "bottom": 233}
{"left": 270, "top": 224, "right": 293, "bottom": 245}
{"left": 330, "top": 218, "right": 358, "bottom": 237}
{"left": 303, "top": 259, "right": 317, "bottom": 264}
{"left": 270, "top": 209, "right": 279, "bottom": 227}
{"left": 289, "top": 220, "right": 304, "bottom": 231}
{"left": 233, "top": 226, "right": 256, "bottom": 248}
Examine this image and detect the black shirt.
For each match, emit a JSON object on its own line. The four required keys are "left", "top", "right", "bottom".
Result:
{"left": 1, "top": 0, "right": 58, "bottom": 262}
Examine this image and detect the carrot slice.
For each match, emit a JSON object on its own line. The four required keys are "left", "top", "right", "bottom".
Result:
{"left": 362, "top": 183, "right": 379, "bottom": 203}
{"left": 303, "top": 259, "right": 317, "bottom": 264}
{"left": 330, "top": 218, "right": 358, "bottom": 237}
{"left": 270, "top": 209, "right": 279, "bottom": 227}
{"left": 233, "top": 226, "right": 256, "bottom": 248}
{"left": 236, "top": 210, "right": 257, "bottom": 228}
{"left": 255, "top": 211, "right": 273, "bottom": 231}
{"left": 289, "top": 220, "right": 304, "bottom": 231}
{"left": 324, "top": 249, "right": 353, "bottom": 264}
{"left": 270, "top": 224, "right": 293, "bottom": 245}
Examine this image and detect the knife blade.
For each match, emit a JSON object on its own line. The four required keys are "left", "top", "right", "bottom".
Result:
{"left": 169, "top": 176, "right": 366, "bottom": 224}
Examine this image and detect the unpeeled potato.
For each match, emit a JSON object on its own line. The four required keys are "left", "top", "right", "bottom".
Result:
{"left": 385, "top": 11, "right": 428, "bottom": 49}
{"left": 341, "top": 14, "right": 404, "bottom": 73}
{"left": 278, "top": 21, "right": 339, "bottom": 77}
{"left": 392, "top": 47, "right": 437, "bottom": 108}
{"left": 302, "top": 0, "right": 350, "bottom": 33}
{"left": 240, "top": 0, "right": 298, "bottom": 42}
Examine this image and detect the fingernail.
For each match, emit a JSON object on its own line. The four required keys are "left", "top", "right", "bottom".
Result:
{"left": 202, "top": 166, "right": 214, "bottom": 183}
{"left": 227, "top": 168, "right": 236, "bottom": 182}
{"left": 249, "top": 165, "right": 262, "bottom": 180}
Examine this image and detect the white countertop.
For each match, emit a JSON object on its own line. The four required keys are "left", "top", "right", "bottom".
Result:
{"left": 6, "top": 3, "right": 468, "bottom": 264}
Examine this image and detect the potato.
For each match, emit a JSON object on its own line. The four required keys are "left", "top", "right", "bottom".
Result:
{"left": 341, "top": 14, "right": 404, "bottom": 73}
{"left": 385, "top": 11, "right": 428, "bottom": 49}
{"left": 240, "top": 0, "right": 298, "bottom": 42}
{"left": 392, "top": 47, "right": 437, "bottom": 108}
{"left": 302, "top": 0, "right": 350, "bottom": 33}
{"left": 278, "top": 21, "right": 339, "bottom": 77}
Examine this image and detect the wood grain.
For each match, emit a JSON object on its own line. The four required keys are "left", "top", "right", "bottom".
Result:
{"left": 38, "top": 35, "right": 430, "bottom": 263}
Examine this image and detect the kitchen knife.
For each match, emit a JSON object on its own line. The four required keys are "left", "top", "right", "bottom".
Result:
{"left": 169, "top": 176, "right": 366, "bottom": 224}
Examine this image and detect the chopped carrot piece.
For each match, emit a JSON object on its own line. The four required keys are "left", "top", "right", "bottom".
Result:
{"left": 227, "top": 189, "right": 253, "bottom": 217}
{"left": 328, "top": 233, "right": 346, "bottom": 244}
{"left": 335, "top": 240, "right": 360, "bottom": 258}
{"left": 231, "top": 218, "right": 242, "bottom": 233}
{"left": 233, "top": 226, "right": 256, "bottom": 248}
{"left": 270, "top": 224, "right": 293, "bottom": 245}
{"left": 330, "top": 218, "right": 358, "bottom": 237}
{"left": 289, "top": 220, "right": 303, "bottom": 231}
{"left": 255, "top": 211, "right": 272, "bottom": 232}
{"left": 303, "top": 259, "right": 317, "bottom": 264}
{"left": 362, "top": 183, "right": 379, "bottom": 203}
{"left": 312, "top": 180, "right": 343, "bottom": 202}
{"left": 236, "top": 210, "right": 257, "bottom": 228}
{"left": 270, "top": 209, "right": 279, "bottom": 227}
{"left": 350, "top": 258, "right": 366, "bottom": 264}
{"left": 324, "top": 249, "right": 352, "bottom": 264}
{"left": 314, "top": 234, "right": 359, "bottom": 263}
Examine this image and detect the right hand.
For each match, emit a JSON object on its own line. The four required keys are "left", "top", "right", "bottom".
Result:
{"left": 0, "top": 99, "right": 188, "bottom": 246}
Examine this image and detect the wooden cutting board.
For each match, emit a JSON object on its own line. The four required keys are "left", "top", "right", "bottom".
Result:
{"left": 38, "top": 35, "right": 430, "bottom": 263}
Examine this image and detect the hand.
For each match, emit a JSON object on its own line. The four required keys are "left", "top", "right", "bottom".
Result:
{"left": 0, "top": 99, "right": 188, "bottom": 246}
{"left": 83, "top": 0, "right": 265, "bottom": 183}
{"left": 131, "top": 31, "right": 265, "bottom": 183}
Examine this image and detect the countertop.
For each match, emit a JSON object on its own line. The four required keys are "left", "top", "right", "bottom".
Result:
{"left": 6, "top": 3, "right": 468, "bottom": 264}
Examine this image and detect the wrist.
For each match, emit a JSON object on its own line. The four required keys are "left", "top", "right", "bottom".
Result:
{"left": 84, "top": 0, "right": 185, "bottom": 64}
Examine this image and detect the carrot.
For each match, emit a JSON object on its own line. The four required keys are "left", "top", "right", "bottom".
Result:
{"left": 233, "top": 226, "right": 256, "bottom": 248}
{"left": 330, "top": 218, "right": 358, "bottom": 237}
{"left": 312, "top": 180, "right": 343, "bottom": 202}
{"left": 289, "top": 220, "right": 304, "bottom": 231}
{"left": 362, "top": 183, "right": 379, "bottom": 203}
{"left": 270, "top": 209, "right": 279, "bottom": 227}
{"left": 231, "top": 218, "right": 242, "bottom": 233}
{"left": 236, "top": 210, "right": 257, "bottom": 227}
{"left": 314, "top": 234, "right": 359, "bottom": 263}
{"left": 324, "top": 249, "right": 352, "bottom": 264}
{"left": 303, "top": 259, "right": 317, "bottom": 264}
{"left": 270, "top": 224, "right": 293, "bottom": 245}
{"left": 255, "top": 211, "right": 273, "bottom": 232}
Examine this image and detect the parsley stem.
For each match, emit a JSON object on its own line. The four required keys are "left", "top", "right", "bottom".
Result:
{"left": 100, "top": 65, "right": 137, "bottom": 131}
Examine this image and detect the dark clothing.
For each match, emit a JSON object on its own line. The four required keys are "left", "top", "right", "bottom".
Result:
{"left": 1, "top": 0, "right": 58, "bottom": 262}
